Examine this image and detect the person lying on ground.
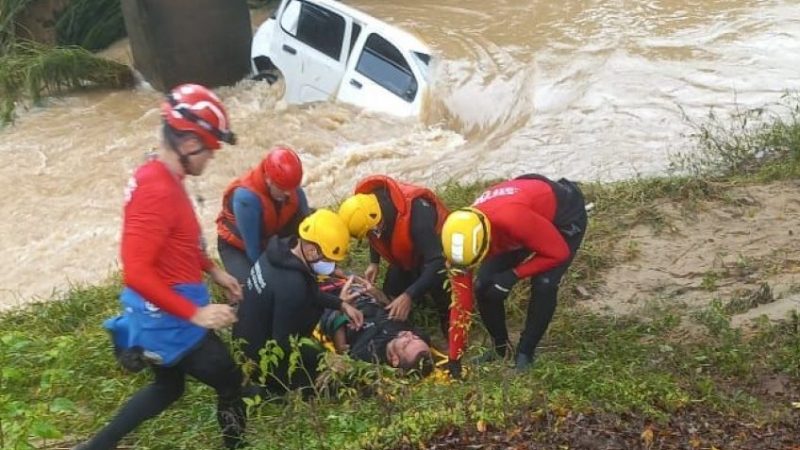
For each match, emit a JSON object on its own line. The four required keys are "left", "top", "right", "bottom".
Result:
{"left": 319, "top": 278, "right": 434, "bottom": 376}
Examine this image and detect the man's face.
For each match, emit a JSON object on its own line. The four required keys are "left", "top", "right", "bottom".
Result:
{"left": 181, "top": 137, "right": 214, "bottom": 176}
{"left": 388, "top": 330, "right": 430, "bottom": 368}
{"left": 267, "top": 181, "right": 291, "bottom": 202}
{"left": 301, "top": 240, "right": 334, "bottom": 266}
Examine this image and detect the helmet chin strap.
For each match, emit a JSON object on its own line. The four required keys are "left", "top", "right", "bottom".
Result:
{"left": 178, "top": 153, "right": 191, "bottom": 173}
{"left": 300, "top": 242, "right": 316, "bottom": 266}
{"left": 165, "top": 123, "right": 205, "bottom": 174}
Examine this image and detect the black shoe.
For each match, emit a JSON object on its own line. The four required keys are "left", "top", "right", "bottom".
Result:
{"left": 514, "top": 352, "right": 535, "bottom": 373}
{"left": 447, "top": 359, "right": 463, "bottom": 379}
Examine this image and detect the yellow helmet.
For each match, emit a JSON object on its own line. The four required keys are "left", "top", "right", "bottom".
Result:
{"left": 441, "top": 207, "right": 491, "bottom": 267}
{"left": 338, "top": 193, "right": 382, "bottom": 239}
{"left": 298, "top": 209, "right": 350, "bottom": 262}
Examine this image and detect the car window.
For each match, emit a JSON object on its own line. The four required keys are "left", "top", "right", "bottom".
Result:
{"left": 280, "top": 0, "right": 345, "bottom": 61}
{"left": 355, "top": 33, "right": 417, "bottom": 102}
{"left": 347, "top": 23, "right": 362, "bottom": 63}
{"left": 280, "top": 0, "right": 300, "bottom": 34}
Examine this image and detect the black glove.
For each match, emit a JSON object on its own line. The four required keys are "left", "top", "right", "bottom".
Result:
{"left": 481, "top": 270, "right": 518, "bottom": 303}
{"left": 116, "top": 346, "right": 149, "bottom": 373}
{"left": 447, "top": 358, "right": 463, "bottom": 380}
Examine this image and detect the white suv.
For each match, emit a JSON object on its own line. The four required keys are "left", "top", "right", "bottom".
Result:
{"left": 250, "top": 0, "right": 433, "bottom": 117}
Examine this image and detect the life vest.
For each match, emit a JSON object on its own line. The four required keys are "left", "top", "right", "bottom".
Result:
{"left": 216, "top": 165, "right": 299, "bottom": 250}
{"left": 105, "top": 283, "right": 209, "bottom": 366}
{"left": 356, "top": 175, "right": 449, "bottom": 270}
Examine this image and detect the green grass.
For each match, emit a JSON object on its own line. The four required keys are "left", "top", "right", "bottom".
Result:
{"left": 2, "top": 286, "right": 798, "bottom": 449}
{"left": 0, "top": 0, "right": 131, "bottom": 124}
{"left": 1, "top": 0, "right": 125, "bottom": 51}
{"left": 3, "top": 96, "right": 800, "bottom": 449}
{"left": 671, "top": 92, "right": 800, "bottom": 179}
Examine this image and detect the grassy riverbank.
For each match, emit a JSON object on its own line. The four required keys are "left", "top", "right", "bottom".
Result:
{"left": 0, "top": 0, "right": 132, "bottom": 124}
{"left": 2, "top": 97, "right": 799, "bottom": 449}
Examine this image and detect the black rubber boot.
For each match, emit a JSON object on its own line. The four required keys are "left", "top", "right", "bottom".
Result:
{"left": 514, "top": 352, "right": 536, "bottom": 373}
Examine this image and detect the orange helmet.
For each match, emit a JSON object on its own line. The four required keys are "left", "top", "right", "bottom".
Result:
{"left": 263, "top": 146, "right": 303, "bottom": 190}
{"left": 161, "top": 83, "right": 236, "bottom": 150}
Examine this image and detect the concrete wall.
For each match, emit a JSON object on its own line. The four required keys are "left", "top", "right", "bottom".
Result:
{"left": 122, "top": 0, "right": 252, "bottom": 91}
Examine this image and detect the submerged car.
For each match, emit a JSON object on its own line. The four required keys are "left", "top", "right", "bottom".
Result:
{"left": 250, "top": 0, "right": 433, "bottom": 117}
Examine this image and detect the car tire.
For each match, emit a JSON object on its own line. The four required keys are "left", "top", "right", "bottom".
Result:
{"left": 251, "top": 70, "right": 280, "bottom": 84}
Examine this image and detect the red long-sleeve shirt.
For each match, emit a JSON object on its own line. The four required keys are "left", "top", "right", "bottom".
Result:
{"left": 120, "top": 159, "right": 213, "bottom": 320}
{"left": 448, "top": 178, "right": 570, "bottom": 361}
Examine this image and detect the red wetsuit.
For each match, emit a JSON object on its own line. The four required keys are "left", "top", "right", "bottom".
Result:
{"left": 120, "top": 159, "right": 213, "bottom": 320}
{"left": 448, "top": 178, "right": 570, "bottom": 361}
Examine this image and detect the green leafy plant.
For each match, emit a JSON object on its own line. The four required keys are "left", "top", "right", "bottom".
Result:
{"left": 0, "top": 40, "right": 133, "bottom": 123}
{"left": 55, "top": 0, "right": 126, "bottom": 51}
{"left": 0, "top": 0, "right": 132, "bottom": 124}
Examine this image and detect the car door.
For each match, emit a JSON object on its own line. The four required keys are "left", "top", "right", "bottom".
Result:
{"left": 337, "top": 32, "right": 425, "bottom": 117}
{"left": 270, "top": 0, "right": 348, "bottom": 103}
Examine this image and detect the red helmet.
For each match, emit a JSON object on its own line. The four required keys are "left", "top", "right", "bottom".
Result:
{"left": 161, "top": 83, "right": 236, "bottom": 150}
{"left": 263, "top": 146, "right": 303, "bottom": 190}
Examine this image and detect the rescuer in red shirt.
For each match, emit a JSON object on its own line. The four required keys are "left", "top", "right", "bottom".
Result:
{"left": 441, "top": 174, "right": 588, "bottom": 377}
{"left": 76, "top": 84, "right": 246, "bottom": 450}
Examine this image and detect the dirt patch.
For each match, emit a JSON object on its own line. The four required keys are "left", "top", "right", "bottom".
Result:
{"left": 582, "top": 181, "right": 800, "bottom": 328}
{"left": 757, "top": 373, "right": 797, "bottom": 398}
{"left": 391, "top": 408, "right": 800, "bottom": 450}
{"left": 732, "top": 293, "right": 800, "bottom": 330}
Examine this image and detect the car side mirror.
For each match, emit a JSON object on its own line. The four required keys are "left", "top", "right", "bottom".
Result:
{"left": 403, "top": 80, "right": 417, "bottom": 102}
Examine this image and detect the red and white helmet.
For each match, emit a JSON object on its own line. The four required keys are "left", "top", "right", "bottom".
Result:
{"left": 263, "top": 146, "right": 303, "bottom": 190}
{"left": 161, "top": 83, "right": 236, "bottom": 150}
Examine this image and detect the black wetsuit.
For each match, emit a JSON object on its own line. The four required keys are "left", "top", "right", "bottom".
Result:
{"left": 233, "top": 236, "right": 343, "bottom": 391}
{"left": 217, "top": 189, "right": 310, "bottom": 286}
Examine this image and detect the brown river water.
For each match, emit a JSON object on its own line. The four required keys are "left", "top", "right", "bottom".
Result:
{"left": 1, "top": 0, "right": 799, "bottom": 308}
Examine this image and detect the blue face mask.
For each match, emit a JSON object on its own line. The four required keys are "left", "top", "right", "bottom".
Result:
{"left": 311, "top": 260, "right": 336, "bottom": 276}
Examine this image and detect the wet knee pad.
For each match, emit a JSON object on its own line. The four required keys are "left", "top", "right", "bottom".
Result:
{"left": 217, "top": 387, "right": 244, "bottom": 405}
{"left": 531, "top": 276, "right": 558, "bottom": 293}
{"left": 473, "top": 275, "right": 493, "bottom": 299}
